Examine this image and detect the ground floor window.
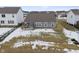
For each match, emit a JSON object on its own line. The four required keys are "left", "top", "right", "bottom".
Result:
{"left": 1, "top": 20, "right": 5, "bottom": 24}
{"left": 8, "top": 20, "right": 14, "bottom": 24}
{"left": 43, "top": 22, "right": 49, "bottom": 27}
{"left": 35, "top": 22, "right": 42, "bottom": 27}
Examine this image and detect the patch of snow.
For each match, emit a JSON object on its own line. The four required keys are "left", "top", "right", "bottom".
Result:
{"left": 68, "top": 39, "right": 74, "bottom": 44}
{"left": 42, "top": 46, "right": 48, "bottom": 50}
{"left": 68, "top": 49, "right": 79, "bottom": 53}
{"left": 31, "top": 40, "right": 54, "bottom": 49}
{"left": 13, "top": 41, "right": 30, "bottom": 48}
{"left": 64, "top": 48, "right": 79, "bottom": 53}
{"left": 13, "top": 40, "right": 55, "bottom": 49}
{"left": 0, "top": 28, "right": 12, "bottom": 36}
{"left": 31, "top": 40, "right": 54, "bottom": 46}
{"left": 0, "top": 28, "right": 55, "bottom": 44}
{"left": 57, "top": 49, "right": 61, "bottom": 51}
{"left": 32, "top": 44, "right": 37, "bottom": 49}
{"left": 64, "top": 48, "right": 69, "bottom": 52}
{"left": 77, "top": 45, "right": 79, "bottom": 47}
{"left": 63, "top": 28, "right": 79, "bottom": 42}
{"left": 33, "top": 29, "right": 55, "bottom": 33}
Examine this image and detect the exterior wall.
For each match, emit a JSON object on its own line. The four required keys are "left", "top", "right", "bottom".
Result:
{"left": 57, "top": 14, "right": 67, "bottom": 20}
{"left": 34, "top": 22, "right": 54, "bottom": 28}
{"left": 67, "top": 11, "right": 76, "bottom": 25}
{"left": 0, "top": 8, "right": 24, "bottom": 26}
{"left": 23, "top": 12, "right": 29, "bottom": 19}
{"left": 75, "top": 15, "right": 79, "bottom": 23}
{"left": 0, "top": 14, "right": 18, "bottom": 26}
{"left": 16, "top": 9, "right": 24, "bottom": 24}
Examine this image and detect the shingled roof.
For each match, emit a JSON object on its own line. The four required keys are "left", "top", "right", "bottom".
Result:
{"left": 23, "top": 11, "right": 29, "bottom": 13}
{"left": 0, "top": 7, "right": 20, "bottom": 13}
{"left": 25, "top": 11, "right": 56, "bottom": 22}
{"left": 56, "top": 11, "right": 68, "bottom": 15}
{"left": 71, "top": 9, "right": 79, "bottom": 15}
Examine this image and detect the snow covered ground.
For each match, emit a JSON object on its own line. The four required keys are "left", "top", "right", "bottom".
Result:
{"left": 0, "top": 28, "right": 55, "bottom": 44}
{"left": 68, "top": 50, "right": 79, "bottom": 53}
{"left": 64, "top": 48, "right": 79, "bottom": 53}
{"left": 13, "top": 40, "right": 55, "bottom": 49}
{"left": 63, "top": 28, "right": 79, "bottom": 42}
{"left": 13, "top": 40, "right": 79, "bottom": 53}
{"left": 0, "top": 28, "right": 12, "bottom": 36}
{"left": 63, "top": 48, "right": 79, "bottom": 53}
{"left": 67, "top": 38, "right": 74, "bottom": 44}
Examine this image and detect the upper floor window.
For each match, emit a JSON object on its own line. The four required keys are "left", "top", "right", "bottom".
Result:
{"left": 2, "top": 14, "right": 5, "bottom": 18}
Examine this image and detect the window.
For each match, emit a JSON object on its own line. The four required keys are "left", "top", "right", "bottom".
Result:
{"left": 2, "top": 14, "right": 5, "bottom": 18}
{"left": 35, "top": 22, "right": 42, "bottom": 27}
{"left": 52, "top": 23, "right": 53, "bottom": 26}
{"left": 50, "top": 22, "right": 53, "bottom": 27}
{"left": 8, "top": 20, "right": 14, "bottom": 24}
{"left": 1, "top": 20, "right": 4, "bottom": 24}
{"left": 43, "top": 22, "right": 48, "bottom": 27}
{"left": 36, "top": 23, "right": 42, "bottom": 27}
{"left": 45, "top": 24, "right": 47, "bottom": 26}
{"left": 55, "top": 14, "right": 57, "bottom": 17}
{"left": 71, "top": 15, "right": 73, "bottom": 18}
{"left": 12, "top": 14, "right": 14, "bottom": 18}
{"left": 44, "top": 23, "right": 47, "bottom": 27}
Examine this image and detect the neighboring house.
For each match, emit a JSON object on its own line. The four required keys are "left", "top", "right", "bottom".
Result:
{"left": 67, "top": 9, "right": 79, "bottom": 25}
{"left": 0, "top": 7, "right": 24, "bottom": 26}
{"left": 56, "top": 11, "right": 67, "bottom": 20}
{"left": 23, "top": 11, "right": 29, "bottom": 19}
{"left": 24, "top": 11, "right": 56, "bottom": 28}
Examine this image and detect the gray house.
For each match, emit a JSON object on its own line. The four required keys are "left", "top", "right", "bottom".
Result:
{"left": 24, "top": 11, "right": 56, "bottom": 28}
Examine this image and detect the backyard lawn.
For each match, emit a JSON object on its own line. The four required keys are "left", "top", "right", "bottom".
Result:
{"left": 0, "top": 20, "right": 79, "bottom": 53}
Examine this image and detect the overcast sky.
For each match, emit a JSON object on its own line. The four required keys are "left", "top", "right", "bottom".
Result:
{"left": 22, "top": 6, "right": 79, "bottom": 11}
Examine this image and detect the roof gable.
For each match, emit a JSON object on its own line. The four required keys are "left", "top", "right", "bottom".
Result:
{"left": 71, "top": 9, "right": 79, "bottom": 15}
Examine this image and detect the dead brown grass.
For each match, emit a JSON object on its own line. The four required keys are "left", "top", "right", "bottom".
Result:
{"left": 0, "top": 23, "right": 79, "bottom": 53}
{"left": 54, "top": 20, "right": 78, "bottom": 32}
